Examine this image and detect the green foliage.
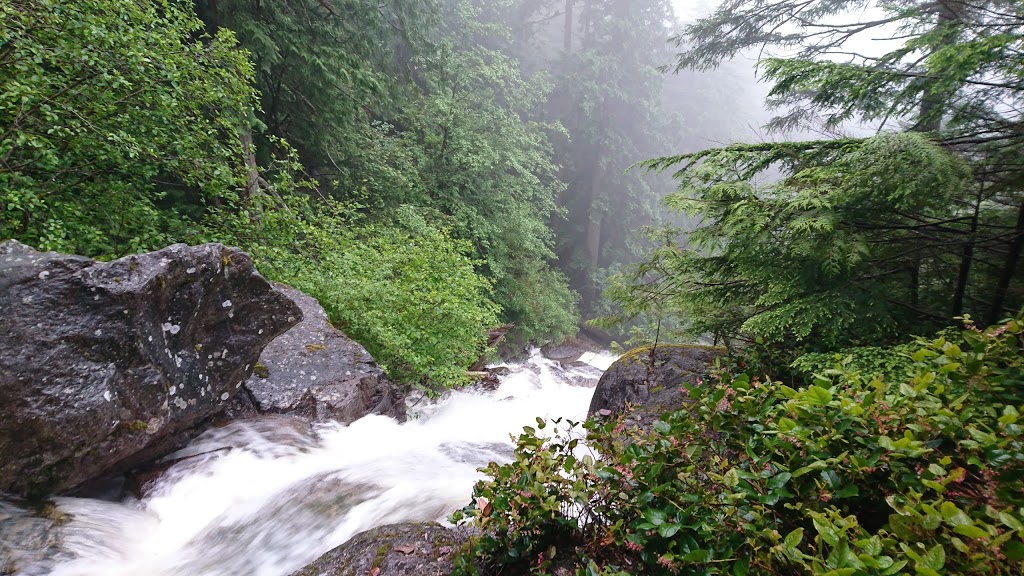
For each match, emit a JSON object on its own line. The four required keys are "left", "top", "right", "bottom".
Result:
{"left": 195, "top": 0, "right": 438, "bottom": 170}
{"left": 296, "top": 215, "right": 501, "bottom": 390}
{"left": 2, "top": 0, "right": 579, "bottom": 374}
{"left": 454, "top": 315, "right": 1024, "bottom": 575}
{"left": 608, "top": 132, "right": 973, "bottom": 347}
{"left": 208, "top": 195, "right": 500, "bottom": 391}
{"left": 398, "top": 23, "right": 579, "bottom": 343}
{"left": 547, "top": 0, "right": 682, "bottom": 313}
{"left": 199, "top": 0, "right": 580, "bottom": 345}
{"left": 0, "top": 0, "right": 255, "bottom": 258}
{"left": 668, "top": 0, "right": 1024, "bottom": 330}
{"left": 791, "top": 336, "right": 952, "bottom": 384}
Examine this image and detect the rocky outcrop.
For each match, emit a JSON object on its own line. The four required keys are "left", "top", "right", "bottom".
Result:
{"left": 241, "top": 284, "right": 405, "bottom": 423}
{"left": 290, "top": 522, "right": 468, "bottom": 576}
{"left": 540, "top": 335, "right": 604, "bottom": 364}
{"left": 0, "top": 241, "right": 300, "bottom": 497}
{"left": 588, "top": 344, "right": 725, "bottom": 429}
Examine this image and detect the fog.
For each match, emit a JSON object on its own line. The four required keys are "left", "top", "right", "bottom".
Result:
{"left": 667, "top": 0, "right": 904, "bottom": 144}
{"left": 668, "top": 0, "right": 775, "bottom": 148}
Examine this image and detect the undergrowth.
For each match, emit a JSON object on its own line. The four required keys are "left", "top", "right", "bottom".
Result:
{"left": 452, "top": 315, "right": 1024, "bottom": 575}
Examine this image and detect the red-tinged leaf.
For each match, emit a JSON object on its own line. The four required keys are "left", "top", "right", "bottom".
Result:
{"left": 477, "top": 496, "right": 493, "bottom": 516}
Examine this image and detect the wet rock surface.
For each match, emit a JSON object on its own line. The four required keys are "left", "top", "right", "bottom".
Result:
{"left": 242, "top": 284, "right": 406, "bottom": 423}
{"left": 0, "top": 502, "right": 62, "bottom": 576}
{"left": 588, "top": 344, "right": 725, "bottom": 430}
{"left": 540, "top": 335, "right": 604, "bottom": 364}
{"left": 0, "top": 241, "right": 300, "bottom": 497}
{"left": 290, "top": 522, "right": 468, "bottom": 576}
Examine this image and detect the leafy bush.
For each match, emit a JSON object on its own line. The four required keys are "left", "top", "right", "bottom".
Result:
{"left": 792, "top": 343, "right": 918, "bottom": 385}
{"left": 1, "top": 0, "right": 254, "bottom": 258}
{"left": 208, "top": 196, "right": 500, "bottom": 391}
{"left": 453, "top": 316, "right": 1024, "bottom": 575}
{"left": 791, "top": 325, "right": 970, "bottom": 385}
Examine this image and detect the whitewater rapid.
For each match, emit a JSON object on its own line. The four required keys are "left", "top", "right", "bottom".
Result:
{"left": 12, "top": 349, "right": 615, "bottom": 576}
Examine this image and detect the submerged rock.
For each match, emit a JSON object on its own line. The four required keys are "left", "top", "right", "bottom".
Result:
{"left": 173, "top": 473, "right": 381, "bottom": 576}
{"left": 0, "top": 241, "right": 300, "bottom": 497}
{"left": 588, "top": 344, "right": 725, "bottom": 429}
{"left": 0, "top": 501, "right": 62, "bottom": 576}
{"left": 242, "top": 284, "right": 406, "bottom": 423}
{"left": 290, "top": 522, "right": 467, "bottom": 576}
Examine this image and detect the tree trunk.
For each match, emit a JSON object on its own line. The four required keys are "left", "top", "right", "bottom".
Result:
{"left": 584, "top": 101, "right": 608, "bottom": 270}
{"left": 909, "top": 261, "right": 920, "bottom": 308}
{"left": 435, "top": 124, "right": 450, "bottom": 182}
{"left": 916, "top": 1, "right": 962, "bottom": 132}
{"left": 952, "top": 183, "right": 984, "bottom": 316}
{"left": 586, "top": 212, "right": 602, "bottom": 268}
{"left": 240, "top": 128, "right": 259, "bottom": 202}
{"left": 985, "top": 202, "right": 1024, "bottom": 326}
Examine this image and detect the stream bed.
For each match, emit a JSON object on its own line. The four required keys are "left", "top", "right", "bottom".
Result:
{"left": 4, "top": 350, "right": 614, "bottom": 576}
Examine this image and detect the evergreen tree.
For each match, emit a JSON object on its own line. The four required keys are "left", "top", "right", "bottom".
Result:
{"left": 396, "top": 1, "right": 581, "bottom": 342}
{"left": 193, "top": 0, "right": 438, "bottom": 181}
{"left": 610, "top": 0, "right": 1024, "bottom": 345}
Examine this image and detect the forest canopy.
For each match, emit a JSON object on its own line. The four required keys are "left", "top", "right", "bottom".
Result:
{"left": 2, "top": 0, "right": 1021, "bottom": 385}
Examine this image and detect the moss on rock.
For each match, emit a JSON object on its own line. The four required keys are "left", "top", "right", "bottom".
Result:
{"left": 588, "top": 343, "right": 726, "bottom": 432}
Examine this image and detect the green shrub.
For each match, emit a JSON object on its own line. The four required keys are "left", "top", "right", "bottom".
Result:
{"left": 293, "top": 219, "right": 500, "bottom": 390}
{"left": 1, "top": 0, "right": 254, "bottom": 258}
{"left": 792, "top": 343, "right": 918, "bottom": 384}
{"left": 208, "top": 196, "right": 500, "bottom": 391}
{"left": 453, "top": 316, "right": 1024, "bottom": 575}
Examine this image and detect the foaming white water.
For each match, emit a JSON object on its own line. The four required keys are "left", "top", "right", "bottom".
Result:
{"left": 26, "top": 349, "right": 614, "bottom": 576}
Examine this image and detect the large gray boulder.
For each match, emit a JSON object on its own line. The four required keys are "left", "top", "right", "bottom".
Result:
{"left": 588, "top": 344, "right": 725, "bottom": 429}
{"left": 0, "top": 241, "right": 300, "bottom": 497}
{"left": 290, "top": 522, "right": 467, "bottom": 576}
{"left": 241, "top": 284, "right": 405, "bottom": 423}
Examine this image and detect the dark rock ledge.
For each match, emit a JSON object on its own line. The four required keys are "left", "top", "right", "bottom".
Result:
{"left": 588, "top": 343, "right": 726, "bottom": 431}
{"left": 290, "top": 522, "right": 470, "bottom": 576}
{"left": 0, "top": 241, "right": 301, "bottom": 498}
{"left": 237, "top": 283, "right": 406, "bottom": 424}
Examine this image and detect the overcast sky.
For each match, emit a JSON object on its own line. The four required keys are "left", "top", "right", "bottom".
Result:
{"left": 671, "top": 0, "right": 709, "bottom": 22}
{"left": 664, "top": 0, "right": 896, "bottom": 139}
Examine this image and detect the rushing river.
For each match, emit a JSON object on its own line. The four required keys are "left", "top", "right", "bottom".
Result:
{"left": 7, "top": 350, "right": 615, "bottom": 576}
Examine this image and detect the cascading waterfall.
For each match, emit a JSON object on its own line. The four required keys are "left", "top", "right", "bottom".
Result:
{"left": 7, "top": 350, "right": 615, "bottom": 576}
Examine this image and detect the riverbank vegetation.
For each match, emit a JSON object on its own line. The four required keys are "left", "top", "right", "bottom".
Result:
{"left": 453, "top": 0, "right": 1024, "bottom": 573}
{"left": 456, "top": 317, "right": 1024, "bottom": 575}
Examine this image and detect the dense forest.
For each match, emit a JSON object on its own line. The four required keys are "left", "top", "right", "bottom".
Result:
{"left": 2, "top": 0, "right": 1022, "bottom": 384}
{"left": 1, "top": 0, "right": 760, "bottom": 388}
